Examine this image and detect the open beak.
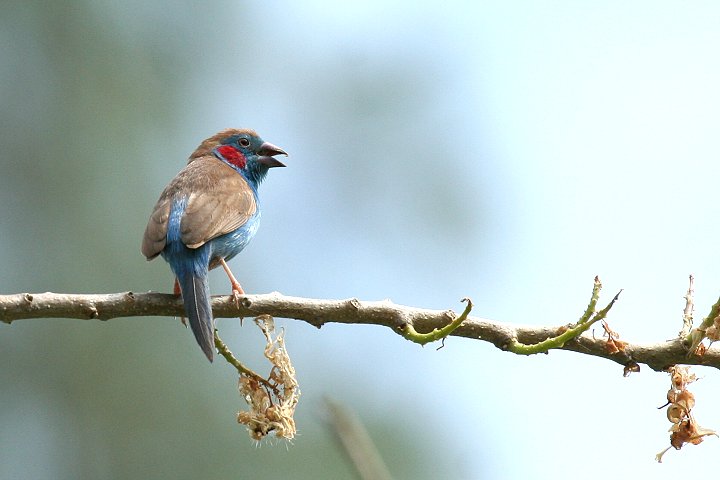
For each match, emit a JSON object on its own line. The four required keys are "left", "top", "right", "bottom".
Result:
{"left": 257, "top": 141, "right": 288, "bottom": 168}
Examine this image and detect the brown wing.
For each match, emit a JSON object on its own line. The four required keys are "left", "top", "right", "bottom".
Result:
{"left": 141, "top": 156, "right": 257, "bottom": 258}
{"left": 180, "top": 167, "right": 257, "bottom": 249}
{"left": 141, "top": 196, "right": 171, "bottom": 260}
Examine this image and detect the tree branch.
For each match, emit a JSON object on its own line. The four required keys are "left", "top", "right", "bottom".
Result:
{"left": 1, "top": 290, "right": 717, "bottom": 372}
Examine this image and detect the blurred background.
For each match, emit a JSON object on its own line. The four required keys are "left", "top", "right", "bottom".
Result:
{"left": 2, "top": 1, "right": 720, "bottom": 478}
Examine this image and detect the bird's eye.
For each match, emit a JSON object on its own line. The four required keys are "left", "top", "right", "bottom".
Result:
{"left": 239, "top": 138, "right": 250, "bottom": 147}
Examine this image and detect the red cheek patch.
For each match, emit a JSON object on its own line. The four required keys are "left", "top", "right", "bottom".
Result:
{"left": 216, "top": 145, "right": 246, "bottom": 169}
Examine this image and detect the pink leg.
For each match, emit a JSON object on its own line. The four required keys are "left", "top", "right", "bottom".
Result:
{"left": 219, "top": 258, "right": 244, "bottom": 305}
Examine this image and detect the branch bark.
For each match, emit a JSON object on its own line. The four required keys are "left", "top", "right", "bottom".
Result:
{"left": 0, "top": 291, "right": 715, "bottom": 372}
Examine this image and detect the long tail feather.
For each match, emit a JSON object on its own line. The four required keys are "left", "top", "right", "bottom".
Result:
{"left": 177, "top": 271, "right": 214, "bottom": 362}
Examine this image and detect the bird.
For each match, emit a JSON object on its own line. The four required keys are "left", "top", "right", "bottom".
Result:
{"left": 141, "top": 129, "right": 287, "bottom": 362}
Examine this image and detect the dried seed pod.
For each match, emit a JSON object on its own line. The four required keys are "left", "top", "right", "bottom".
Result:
{"left": 666, "top": 403, "right": 686, "bottom": 424}
{"left": 671, "top": 371, "right": 684, "bottom": 390}
{"left": 676, "top": 390, "right": 695, "bottom": 412}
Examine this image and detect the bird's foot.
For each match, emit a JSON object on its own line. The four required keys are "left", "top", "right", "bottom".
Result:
{"left": 231, "top": 281, "right": 245, "bottom": 308}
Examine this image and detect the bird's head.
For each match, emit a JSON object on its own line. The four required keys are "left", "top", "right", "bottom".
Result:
{"left": 192, "top": 128, "right": 287, "bottom": 187}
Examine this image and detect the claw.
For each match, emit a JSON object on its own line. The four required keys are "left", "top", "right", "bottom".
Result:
{"left": 231, "top": 285, "right": 244, "bottom": 308}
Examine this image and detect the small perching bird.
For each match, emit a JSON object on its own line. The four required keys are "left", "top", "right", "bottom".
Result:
{"left": 141, "top": 129, "right": 287, "bottom": 361}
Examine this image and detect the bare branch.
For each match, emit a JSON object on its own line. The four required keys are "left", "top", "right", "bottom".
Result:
{"left": 1, "top": 290, "right": 718, "bottom": 372}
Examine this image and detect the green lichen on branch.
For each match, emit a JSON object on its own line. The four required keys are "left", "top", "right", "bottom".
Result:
{"left": 400, "top": 298, "right": 473, "bottom": 346}
{"left": 505, "top": 277, "right": 622, "bottom": 355}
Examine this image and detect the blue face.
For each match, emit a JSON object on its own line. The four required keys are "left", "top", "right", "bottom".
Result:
{"left": 221, "top": 133, "right": 264, "bottom": 158}
{"left": 215, "top": 134, "right": 272, "bottom": 187}
{"left": 213, "top": 130, "right": 286, "bottom": 187}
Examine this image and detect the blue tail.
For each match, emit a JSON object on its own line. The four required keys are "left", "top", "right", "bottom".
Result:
{"left": 177, "top": 269, "right": 214, "bottom": 362}
{"left": 162, "top": 197, "right": 215, "bottom": 361}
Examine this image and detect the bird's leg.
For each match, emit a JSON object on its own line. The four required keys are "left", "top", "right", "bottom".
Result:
{"left": 219, "top": 258, "right": 244, "bottom": 306}
{"left": 174, "top": 278, "right": 188, "bottom": 327}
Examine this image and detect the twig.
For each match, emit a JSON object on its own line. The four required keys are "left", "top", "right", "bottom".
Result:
{"left": 214, "top": 330, "right": 277, "bottom": 394}
{"left": 325, "top": 398, "right": 393, "bottom": 480}
{"left": 505, "top": 277, "right": 621, "bottom": 355}
{"left": 687, "top": 294, "right": 720, "bottom": 356}
{"left": 400, "top": 297, "right": 473, "bottom": 345}
{"left": 679, "top": 274, "right": 695, "bottom": 338}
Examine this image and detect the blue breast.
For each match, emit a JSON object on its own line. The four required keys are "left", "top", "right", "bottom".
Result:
{"left": 207, "top": 211, "right": 261, "bottom": 263}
